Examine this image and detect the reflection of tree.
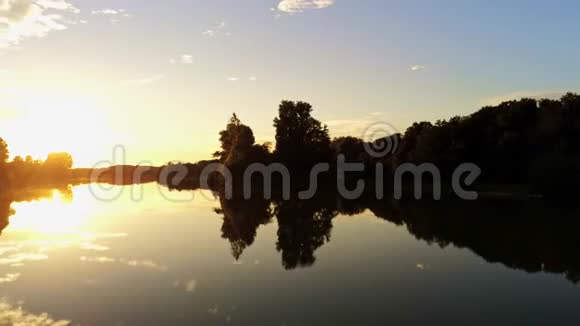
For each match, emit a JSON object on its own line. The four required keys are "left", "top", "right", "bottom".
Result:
{"left": 0, "top": 199, "right": 15, "bottom": 235}
{"left": 376, "top": 199, "right": 580, "bottom": 284}
{"left": 274, "top": 199, "right": 336, "bottom": 269}
{"left": 215, "top": 196, "right": 273, "bottom": 260}
{"left": 213, "top": 191, "right": 339, "bottom": 269}
{"left": 211, "top": 188, "right": 580, "bottom": 283}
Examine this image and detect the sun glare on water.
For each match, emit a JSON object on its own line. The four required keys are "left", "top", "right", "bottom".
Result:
{"left": 9, "top": 188, "right": 96, "bottom": 234}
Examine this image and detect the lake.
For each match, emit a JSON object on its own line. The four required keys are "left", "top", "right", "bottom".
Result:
{"left": 0, "top": 184, "right": 579, "bottom": 325}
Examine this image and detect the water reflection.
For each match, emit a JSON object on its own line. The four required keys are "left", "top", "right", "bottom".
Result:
{"left": 2, "top": 184, "right": 580, "bottom": 286}
{"left": 0, "top": 298, "right": 71, "bottom": 325}
{"left": 0, "top": 184, "right": 579, "bottom": 324}
{"left": 0, "top": 186, "right": 73, "bottom": 235}
{"left": 213, "top": 191, "right": 580, "bottom": 283}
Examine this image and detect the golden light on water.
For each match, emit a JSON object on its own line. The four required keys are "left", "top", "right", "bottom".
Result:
{"left": 9, "top": 188, "right": 96, "bottom": 234}
{"left": 5, "top": 184, "right": 213, "bottom": 236}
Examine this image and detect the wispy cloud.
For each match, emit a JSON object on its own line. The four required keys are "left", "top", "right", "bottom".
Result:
{"left": 0, "top": 0, "right": 80, "bottom": 48}
{"left": 170, "top": 54, "right": 193, "bottom": 65}
{"left": 80, "top": 256, "right": 169, "bottom": 272}
{"left": 80, "top": 256, "right": 115, "bottom": 263}
{"left": 410, "top": 64, "right": 425, "bottom": 72}
{"left": 122, "top": 258, "right": 168, "bottom": 272}
{"left": 277, "top": 0, "right": 335, "bottom": 13}
{"left": 36, "top": 0, "right": 79, "bottom": 12}
{"left": 0, "top": 252, "right": 48, "bottom": 266}
{"left": 120, "top": 74, "right": 164, "bottom": 87}
{"left": 91, "top": 8, "right": 122, "bottom": 15}
{"left": 91, "top": 7, "right": 132, "bottom": 24}
{"left": 79, "top": 242, "right": 109, "bottom": 252}
{"left": 185, "top": 279, "right": 197, "bottom": 292}
{"left": 325, "top": 119, "right": 372, "bottom": 138}
{"left": 416, "top": 263, "right": 431, "bottom": 271}
{"left": 0, "top": 273, "right": 20, "bottom": 284}
{"left": 202, "top": 21, "right": 230, "bottom": 38}
{"left": 325, "top": 114, "right": 401, "bottom": 140}
{"left": 226, "top": 76, "right": 257, "bottom": 82}
{"left": 173, "top": 278, "right": 197, "bottom": 292}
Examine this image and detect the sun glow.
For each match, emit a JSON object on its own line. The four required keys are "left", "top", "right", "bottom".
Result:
{"left": 1, "top": 93, "right": 115, "bottom": 167}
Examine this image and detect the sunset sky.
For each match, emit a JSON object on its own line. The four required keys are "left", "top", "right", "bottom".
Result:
{"left": 1, "top": 0, "right": 579, "bottom": 166}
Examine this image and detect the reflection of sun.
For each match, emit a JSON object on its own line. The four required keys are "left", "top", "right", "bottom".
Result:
{"left": 10, "top": 188, "right": 96, "bottom": 234}
{"left": 3, "top": 93, "right": 112, "bottom": 167}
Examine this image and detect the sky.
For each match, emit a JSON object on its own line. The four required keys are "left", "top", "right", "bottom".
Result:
{"left": 0, "top": 0, "right": 579, "bottom": 166}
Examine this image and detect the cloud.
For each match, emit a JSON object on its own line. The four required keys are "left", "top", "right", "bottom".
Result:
{"left": 90, "top": 232, "right": 128, "bottom": 239}
{"left": 226, "top": 76, "right": 257, "bottom": 82}
{"left": 120, "top": 74, "right": 164, "bottom": 87}
{"left": 0, "top": 252, "right": 48, "bottom": 266}
{"left": 481, "top": 90, "right": 572, "bottom": 106}
{"left": 170, "top": 54, "right": 193, "bottom": 65}
{"left": 325, "top": 119, "right": 370, "bottom": 138}
{"left": 80, "top": 256, "right": 115, "bottom": 263}
{"left": 185, "top": 279, "right": 196, "bottom": 292}
{"left": 121, "top": 258, "right": 168, "bottom": 272}
{"left": 80, "top": 256, "right": 168, "bottom": 272}
{"left": 0, "top": 0, "right": 80, "bottom": 48}
{"left": 0, "top": 273, "right": 20, "bottom": 284}
{"left": 79, "top": 242, "right": 109, "bottom": 252}
{"left": 277, "top": 0, "right": 335, "bottom": 13}
{"left": 201, "top": 30, "right": 215, "bottom": 38}
{"left": 0, "top": 299, "right": 71, "bottom": 325}
{"left": 325, "top": 119, "right": 399, "bottom": 139}
{"left": 36, "top": 0, "right": 78, "bottom": 12}
{"left": 416, "top": 263, "right": 431, "bottom": 271}
{"left": 410, "top": 64, "right": 425, "bottom": 72}
{"left": 173, "top": 278, "right": 197, "bottom": 292}
{"left": 91, "top": 8, "right": 131, "bottom": 17}
{"left": 91, "top": 8, "right": 122, "bottom": 15}
{"left": 208, "top": 306, "right": 219, "bottom": 315}
{"left": 202, "top": 21, "right": 229, "bottom": 38}
{"left": 91, "top": 8, "right": 132, "bottom": 24}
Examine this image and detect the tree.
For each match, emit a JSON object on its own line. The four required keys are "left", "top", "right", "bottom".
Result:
{"left": 44, "top": 152, "right": 73, "bottom": 170}
{"left": 0, "top": 138, "right": 8, "bottom": 165}
{"left": 215, "top": 114, "right": 269, "bottom": 168}
{"left": 273, "top": 101, "right": 331, "bottom": 169}
{"left": 331, "top": 137, "right": 365, "bottom": 163}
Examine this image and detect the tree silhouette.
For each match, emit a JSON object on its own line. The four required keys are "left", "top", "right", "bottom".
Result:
{"left": 215, "top": 113, "right": 270, "bottom": 170}
{"left": 273, "top": 101, "right": 331, "bottom": 170}
{"left": 45, "top": 152, "right": 73, "bottom": 169}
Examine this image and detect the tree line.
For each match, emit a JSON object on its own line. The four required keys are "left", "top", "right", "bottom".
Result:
{"left": 182, "top": 94, "right": 580, "bottom": 198}
{"left": 0, "top": 139, "right": 74, "bottom": 189}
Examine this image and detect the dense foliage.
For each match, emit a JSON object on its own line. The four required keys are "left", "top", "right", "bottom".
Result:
{"left": 213, "top": 94, "right": 580, "bottom": 197}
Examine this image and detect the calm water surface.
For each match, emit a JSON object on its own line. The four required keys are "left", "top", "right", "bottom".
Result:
{"left": 0, "top": 184, "right": 579, "bottom": 325}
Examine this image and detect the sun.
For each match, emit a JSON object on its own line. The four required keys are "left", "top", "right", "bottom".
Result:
{"left": 1, "top": 93, "right": 113, "bottom": 167}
